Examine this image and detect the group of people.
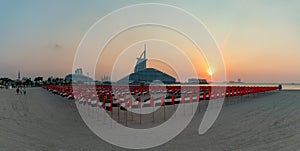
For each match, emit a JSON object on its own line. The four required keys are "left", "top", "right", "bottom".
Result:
{"left": 16, "top": 86, "right": 26, "bottom": 95}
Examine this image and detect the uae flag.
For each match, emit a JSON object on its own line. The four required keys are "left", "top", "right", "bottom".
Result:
{"left": 161, "top": 96, "right": 165, "bottom": 106}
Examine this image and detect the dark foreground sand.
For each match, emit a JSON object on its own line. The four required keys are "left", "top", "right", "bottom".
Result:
{"left": 1, "top": 88, "right": 300, "bottom": 151}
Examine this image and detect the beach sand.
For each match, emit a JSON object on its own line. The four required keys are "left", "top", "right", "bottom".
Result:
{"left": 1, "top": 88, "right": 300, "bottom": 151}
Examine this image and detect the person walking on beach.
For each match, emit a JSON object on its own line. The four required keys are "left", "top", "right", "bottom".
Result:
{"left": 16, "top": 86, "right": 20, "bottom": 95}
{"left": 19, "top": 87, "right": 23, "bottom": 95}
{"left": 23, "top": 86, "right": 26, "bottom": 95}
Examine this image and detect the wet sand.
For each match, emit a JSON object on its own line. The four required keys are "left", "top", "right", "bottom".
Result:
{"left": 1, "top": 88, "right": 300, "bottom": 150}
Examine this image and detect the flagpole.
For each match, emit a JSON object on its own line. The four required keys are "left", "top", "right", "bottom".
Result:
{"left": 151, "top": 96, "right": 154, "bottom": 123}
{"left": 117, "top": 95, "right": 120, "bottom": 123}
{"left": 139, "top": 97, "right": 142, "bottom": 125}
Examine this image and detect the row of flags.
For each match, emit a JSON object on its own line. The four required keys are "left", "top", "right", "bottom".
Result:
{"left": 43, "top": 84, "right": 279, "bottom": 112}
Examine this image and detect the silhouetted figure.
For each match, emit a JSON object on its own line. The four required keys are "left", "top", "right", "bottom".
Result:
{"left": 16, "top": 87, "right": 20, "bottom": 95}
{"left": 23, "top": 87, "right": 26, "bottom": 95}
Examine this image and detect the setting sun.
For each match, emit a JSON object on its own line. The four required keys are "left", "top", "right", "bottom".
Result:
{"left": 208, "top": 68, "right": 214, "bottom": 76}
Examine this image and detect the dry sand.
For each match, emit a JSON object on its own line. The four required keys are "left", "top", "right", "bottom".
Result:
{"left": 1, "top": 88, "right": 300, "bottom": 151}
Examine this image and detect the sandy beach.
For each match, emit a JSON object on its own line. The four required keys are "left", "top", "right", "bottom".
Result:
{"left": 1, "top": 88, "right": 300, "bottom": 151}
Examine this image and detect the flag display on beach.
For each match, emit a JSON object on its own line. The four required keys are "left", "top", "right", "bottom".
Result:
{"left": 43, "top": 84, "right": 279, "bottom": 112}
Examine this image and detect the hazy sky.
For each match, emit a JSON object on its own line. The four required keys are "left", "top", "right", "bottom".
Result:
{"left": 0, "top": 0, "right": 299, "bottom": 83}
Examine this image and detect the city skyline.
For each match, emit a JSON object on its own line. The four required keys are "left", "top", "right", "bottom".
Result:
{"left": 1, "top": 0, "right": 299, "bottom": 83}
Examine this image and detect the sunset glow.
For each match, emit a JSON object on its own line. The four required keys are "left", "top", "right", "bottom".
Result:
{"left": 0, "top": 1, "right": 299, "bottom": 83}
{"left": 208, "top": 68, "right": 214, "bottom": 76}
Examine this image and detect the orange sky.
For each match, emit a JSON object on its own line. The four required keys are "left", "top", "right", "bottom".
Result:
{"left": 95, "top": 25, "right": 212, "bottom": 82}
{"left": 1, "top": 1, "right": 299, "bottom": 83}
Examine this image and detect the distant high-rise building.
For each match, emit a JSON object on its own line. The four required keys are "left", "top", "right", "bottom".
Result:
{"left": 188, "top": 78, "right": 208, "bottom": 84}
{"left": 75, "top": 68, "right": 83, "bottom": 75}
{"left": 65, "top": 67, "right": 94, "bottom": 84}
{"left": 18, "top": 71, "right": 20, "bottom": 80}
{"left": 134, "top": 44, "right": 147, "bottom": 73}
{"left": 118, "top": 44, "right": 176, "bottom": 84}
{"left": 101, "top": 75, "right": 110, "bottom": 82}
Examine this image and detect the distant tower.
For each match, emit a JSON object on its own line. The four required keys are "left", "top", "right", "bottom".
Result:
{"left": 75, "top": 68, "right": 83, "bottom": 75}
{"left": 18, "top": 70, "right": 20, "bottom": 80}
{"left": 134, "top": 44, "right": 147, "bottom": 73}
{"left": 101, "top": 75, "right": 110, "bottom": 82}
